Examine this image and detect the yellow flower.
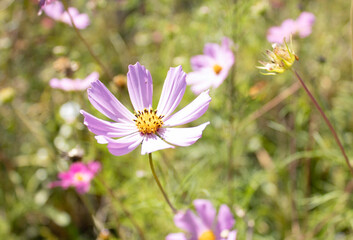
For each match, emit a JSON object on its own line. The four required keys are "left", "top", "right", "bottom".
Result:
{"left": 257, "top": 38, "right": 298, "bottom": 75}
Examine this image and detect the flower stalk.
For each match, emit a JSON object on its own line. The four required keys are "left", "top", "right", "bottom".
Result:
{"left": 293, "top": 70, "right": 353, "bottom": 176}
{"left": 148, "top": 153, "right": 177, "bottom": 214}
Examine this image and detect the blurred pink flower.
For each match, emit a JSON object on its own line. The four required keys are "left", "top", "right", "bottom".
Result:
{"left": 43, "top": 1, "right": 90, "bottom": 29}
{"left": 267, "top": 12, "right": 315, "bottom": 43}
{"left": 166, "top": 199, "right": 237, "bottom": 240}
{"left": 81, "top": 62, "right": 211, "bottom": 156}
{"left": 49, "top": 161, "right": 101, "bottom": 194}
{"left": 186, "top": 37, "right": 235, "bottom": 95}
{"left": 50, "top": 72, "right": 99, "bottom": 91}
{"left": 295, "top": 12, "right": 316, "bottom": 38}
{"left": 39, "top": 0, "right": 56, "bottom": 9}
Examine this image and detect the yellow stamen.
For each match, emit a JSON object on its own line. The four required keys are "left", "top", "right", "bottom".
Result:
{"left": 213, "top": 64, "right": 222, "bottom": 74}
{"left": 74, "top": 173, "right": 84, "bottom": 182}
{"left": 133, "top": 108, "right": 164, "bottom": 134}
{"left": 198, "top": 230, "right": 216, "bottom": 240}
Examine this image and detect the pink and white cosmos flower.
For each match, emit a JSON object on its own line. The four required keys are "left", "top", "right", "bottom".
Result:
{"left": 267, "top": 12, "right": 315, "bottom": 43}
{"left": 80, "top": 62, "right": 211, "bottom": 156}
{"left": 50, "top": 72, "right": 99, "bottom": 91}
{"left": 49, "top": 161, "right": 101, "bottom": 194}
{"left": 43, "top": 1, "right": 90, "bottom": 29}
{"left": 166, "top": 199, "right": 237, "bottom": 240}
{"left": 186, "top": 37, "right": 235, "bottom": 95}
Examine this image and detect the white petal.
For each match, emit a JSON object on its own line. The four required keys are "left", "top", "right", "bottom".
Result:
{"left": 140, "top": 134, "right": 174, "bottom": 154}
{"left": 164, "top": 91, "right": 211, "bottom": 127}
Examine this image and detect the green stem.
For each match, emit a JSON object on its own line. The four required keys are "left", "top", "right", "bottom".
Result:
{"left": 62, "top": 0, "right": 113, "bottom": 80}
{"left": 148, "top": 153, "right": 177, "bottom": 214}
{"left": 293, "top": 70, "right": 353, "bottom": 176}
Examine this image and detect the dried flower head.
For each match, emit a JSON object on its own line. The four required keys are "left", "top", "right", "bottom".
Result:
{"left": 257, "top": 39, "right": 298, "bottom": 75}
{"left": 113, "top": 74, "right": 127, "bottom": 89}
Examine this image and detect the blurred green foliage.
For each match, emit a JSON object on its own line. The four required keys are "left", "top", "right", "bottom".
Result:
{"left": 1, "top": 0, "right": 353, "bottom": 239}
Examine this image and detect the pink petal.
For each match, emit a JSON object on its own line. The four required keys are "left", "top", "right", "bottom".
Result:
{"left": 221, "top": 37, "right": 233, "bottom": 49}
{"left": 158, "top": 122, "right": 209, "bottom": 147}
{"left": 96, "top": 132, "right": 143, "bottom": 156}
{"left": 296, "top": 12, "right": 315, "bottom": 38}
{"left": 49, "top": 78, "right": 61, "bottom": 88}
{"left": 190, "top": 55, "right": 214, "bottom": 71}
{"left": 227, "top": 230, "right": 237, "bottom": 240}
{"left": 140, "top": 134, "right": 174, "bottom": 155}
{"left": 165, "top": 233, "right": 188, "bottom": 240}
{"left": 75, "top": 183, "right": 90, "bottom": 194}
{"left": 80, "top": 72, "right": 99, "bottom": 89}
{"left": 193, "top": 199, "right": 217, "bottom": 229}
{"left": 87, "top": 80, "right": 135, "bottom": 123}
{"left": 81, "top": 110, "right": 137, "bottom": 138}
{"left": 216, "top": 205, "right": 235, "bottom": 233}
{"left": 87, "top": 161, "right": 101, "bottom": 174}
{"left": 204, "top": 43, "right": 221, "bottom": 59}
{"left": 156, "top": 66, "right": 187, "bottom": 119}
{"left": 127, "top": 62, "right": 153, "bottom": 112}
{"left": 164, "top": 91, "right": 211, "bottom": 127}
{"left": 43, "top": 1, "right": 64, "bottom": 20}
{"left": 186, "top": 70, "right": 215, "bottom": 95}
{"left": 267, "top": 26, "right": 286, "bottom": 43}
{"left": 64, "top": 13, "right": 90, "bottom": 29}
{"left": 174, "top": 210, "right": 206, "bottom": 238}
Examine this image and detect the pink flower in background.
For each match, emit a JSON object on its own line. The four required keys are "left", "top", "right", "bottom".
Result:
{"left": 186, "top": 37, "right": 235, "bottom": 95}
{"left": 267, "top": 12, "right": 315, "bottom": 43}
{"left": 295, "top": 12, "right": 316, "bottom": 38}
{"left": 43, "top": 1, "right": 90, "bottom": 29}
{"left": 267, "top": 19, "right": 297, "bottom": 43}
{"left": 166, "top": 199, "right": 237, "bottom": 240}
{"left": 81, "top": 62, "right": 211, "bottom": 156}
{"left": 49, "top": 161, "right": 101, "bottom": 194}
{"left": 50, "top": 72, "right": 99, "bottom": 91}
{"left": 39, "top": 0, "right": 56, "bottom": 9}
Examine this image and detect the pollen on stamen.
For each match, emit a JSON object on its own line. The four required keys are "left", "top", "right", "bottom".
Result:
{"left": 134, "top": 108, "right": 164, "bottom": 134}
{"left": 213, "top": 64, "right": 222, "bottom": 74}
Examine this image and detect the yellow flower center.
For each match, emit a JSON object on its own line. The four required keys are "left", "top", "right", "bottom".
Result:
{"left": 213, "top": 64, "right": 222, "bottom": 74}
{"left": 198, "top": 230, "right": 216, "bottom": 240}
{"left": 134, "top": 108, "right": 164, "bottom": 134}
{"left": 74, "top": 173, "right": 84, "bottom": 182}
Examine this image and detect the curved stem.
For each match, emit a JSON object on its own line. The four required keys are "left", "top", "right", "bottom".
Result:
{"left": 148, "top": 153, "right": 177, "bottom": 214}
{"left": 293, "top": 70, "right": 353, "bottom": 176}
{"left": 62, "top": 0, "right": 113, "bottom": 80}
{"left": 97, "top": 175, "right": 146, "bottom": 240}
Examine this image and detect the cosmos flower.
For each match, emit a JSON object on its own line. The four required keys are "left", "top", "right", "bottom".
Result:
{"left": 267, "top": 12, "right": 315, "bottom": 43}
{"left": 49, "top": 161, "right": 101, "bottom": 194}
{"left": 50, "top": 72, "right": 99, "bottom": 91}
{"left": 166, "top": 199, "right": 237, "bottom": 240}
{"left": 80, "top": 62, "right": 211, "bottom": 156}
{"left": 186, "top": 37, "right": 235, "bottom": 95}
{"left": 43, "top": 1, "right": 90, "bottom": 29}
{"left": 257, "top": 40, "right": 298, "bottom": 75}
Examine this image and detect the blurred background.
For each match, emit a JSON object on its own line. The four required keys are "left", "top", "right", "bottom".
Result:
{"left": 1, "top": 0, "right": 353, "bottom": 239}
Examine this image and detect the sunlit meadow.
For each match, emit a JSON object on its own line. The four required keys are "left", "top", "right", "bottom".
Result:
{"left": 1, "top": 0, "right": 353, "bottom": 239}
